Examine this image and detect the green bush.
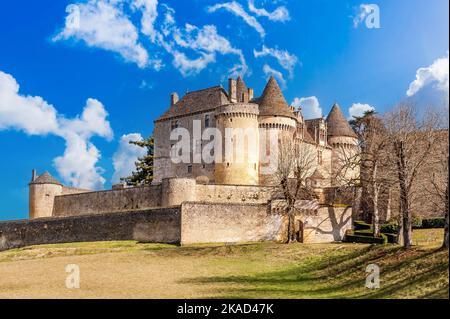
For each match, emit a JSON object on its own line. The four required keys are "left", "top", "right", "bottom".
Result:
{"left": 422, "top": 217, "right": 445, "bottom": 229}
{"left": 354, "top": 221, "right": 371, "bottom": 230}
{"left": 344, "top": 232, "right": 388, "bottom": 244}
{"left": 380, "top": 223, "right": 400, "bottom": 234}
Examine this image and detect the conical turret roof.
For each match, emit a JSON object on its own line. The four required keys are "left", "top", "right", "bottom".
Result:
{"left": 326, "top": 103, "right": 357, "bottom": 138}
{"left": 30, "top": 171, "right": 62, "bottom": 185}
{"left": 258, "top": 76, "right": 296, "bottom": 119}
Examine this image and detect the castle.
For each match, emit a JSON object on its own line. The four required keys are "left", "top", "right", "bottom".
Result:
{"left": 0, "top": 77, "right": 360, "bottom": 250}
{"left": 153, "top": 76, "right": 359, "bottom": 187}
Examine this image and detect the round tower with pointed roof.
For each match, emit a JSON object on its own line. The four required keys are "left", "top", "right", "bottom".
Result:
{"left": 215, "top": 77, "right": 260, "bottom": 185}
{"left": 257, "top": 76, "right": 297, "bottom": 185}
{"left": 29, "top": 170, "right": 63, "bottom": 219}
{"left": 326, "top": 103, "right": 359, "bottom": 185}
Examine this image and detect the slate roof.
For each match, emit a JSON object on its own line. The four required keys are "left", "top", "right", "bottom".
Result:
{"left": 326, "top": 103, "right": 358, "bottom": 138}
{"left": 258, "top": 77, "right": 296, "bottom": 119}
{"left": 156, "top": 86, "right": 230, "bottom": 121}
{"left": 30, "top": 171, "right": 62, "bottom": 185}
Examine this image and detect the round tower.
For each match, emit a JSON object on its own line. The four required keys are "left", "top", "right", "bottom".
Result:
{"left": 257, "top": 76, "right": 298, "bottom": 185}
{"left": 214, "top": 103, "right": 260, "bottom": 185}
{"left": 326, "top": 103, "right": 359, "bottom": 186}
{"left": 29, "top": 171, "right": 63, "bottom": 219}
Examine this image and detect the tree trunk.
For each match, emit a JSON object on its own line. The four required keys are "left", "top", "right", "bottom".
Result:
{"left": 285, "top": 207, "right": 297, "bottom": 244}
{"left": 443, "top": 181, "right": 449, "bottom": 249}
{"left": 372, "top": 163, "right": 380, "bottom": 237}
{"left": 395, "top": 141, "right": 412, "bottom": 249}
{"left": 289, "top": 213, "right": 296, "bottom": 243}
{"left": 373, "top": 187, "right": 380, "bottom": 237}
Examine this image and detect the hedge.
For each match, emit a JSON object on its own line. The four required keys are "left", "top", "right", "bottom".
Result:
{"left": 422, "top": 218, "right": 445, "bottom": 229}
{"left": 354, "top": 229, "right": 374, "bottom": 236}
{"left": 380, "top": 223, "right": 400, "bottom": 234}
{"left": 344, "top": 233, "right": 388, "bottom": 244}
{"left": 354, "top": 221, "right": 372, "bottom": 231}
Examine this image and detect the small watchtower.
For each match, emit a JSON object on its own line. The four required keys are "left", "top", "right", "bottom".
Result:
{"left": 29, "top": 170, "right": 63, "bottom": 219}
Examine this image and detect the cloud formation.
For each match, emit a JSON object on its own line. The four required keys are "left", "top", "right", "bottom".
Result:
{"left": 291, "top": 96, "right": 322, "bottom": 119}
{"left": 53, "top": 0, "right": 159, "bottom": 69}
{"left": 0, "top": 70, "right": 113, "bottom": 190}
{"left": 208, "top": 1, "right": 266, "bottom": 38}
{"left": 254, "top": 45, "right": 297, "bottom": 78}
{"left": 53, "top": 0, "right": 296, "bottom": 82}
{"left": 112, "top": 133, "right": 147, "bottom": 184}
{"left": 348, "top": 103, "right": 375, "bottom": 119}
{"left": 407, "top": 52, "right": 449, "bottom": 97}
{"left": 248, "top": 0, "right": 290, "bottom": 22}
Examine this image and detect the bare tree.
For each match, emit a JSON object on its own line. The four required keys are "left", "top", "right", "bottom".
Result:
{"left": 274, "top": 137, "right": 317, "bottom": 243}
{"left": 425, "top": 128, "right": 449, "bottom": 249}
{"left": 384, "top": 104, "right": 440, "bottom": 248}
{"left": 336, "top": 111, "right": 393, "bottom": 237}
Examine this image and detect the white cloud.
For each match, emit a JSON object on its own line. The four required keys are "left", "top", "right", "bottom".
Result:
{"left": 348, "top": 103, "right": 375, "bottom": 119}
{"left": 58, "top": 98, "right": 113, "bottom": 141}
{"left": 0, "top": 71, "right": 59, "bottom": 135}
{"left": 53, "top": 0, "right": 156, "bottom": 69}
{"left": 248, "top": 0, "right": 290, "bottom": 22}
{"left": 254, "top": 45, "right": 297, "bottom": 78}
{"left": 0, "top": 70, "right": 113, "bottom": 190}
{"left": 172, "top": 51, "right": 216, "bottom": 77}
{"left": 353, "top": 4, "right": 376, "bottom": 28}
{"left": 131, "top": 0, "right": 159, "bottom": 41}
{"left": 263, "top": 64, "right": 286, "bottom": 89}
{"left": 407, "top": 52, "right": 449, "bottom": 97}
{"left": 208, "top": 1, "right": 266, "bottom": 38}
{"left": 54, "top": 132, "right": 106, "bottom": 190}
{"left": 112, "top": 133, "right": 147, "bottom": 184}
{"left": 291, "top": 96, "right": 322, "bottom": 120}
{"left": 172, "top": 24, "right": 248, "bottom": 76}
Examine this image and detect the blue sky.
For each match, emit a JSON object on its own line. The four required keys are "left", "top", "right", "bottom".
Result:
{"left": 0, "top": 0, "right": 448, "bottom": 220}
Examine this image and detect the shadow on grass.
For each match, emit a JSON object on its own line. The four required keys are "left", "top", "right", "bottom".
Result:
{"left": 178, "top": 245, "right": 449, "bottom": 299}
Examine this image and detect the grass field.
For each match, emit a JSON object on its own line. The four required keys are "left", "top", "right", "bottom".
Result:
{"left": 0, "top": 229, "right": 448, "bottom": 299}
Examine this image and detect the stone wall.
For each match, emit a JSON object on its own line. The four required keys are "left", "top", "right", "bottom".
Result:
{"left": 195, "top": 183, "right": 274, "bottom": 204}
{"left": 302, "top": 206, "right": 353, "bottom": 243}
{"left": 0, "top": 208, "right": 180, "bottom": 251}
{"left": 52, "top": 185, "right": 162, "bottom": 217}
{"left": 180, "top": 202, "right": 287, "bottom": 244}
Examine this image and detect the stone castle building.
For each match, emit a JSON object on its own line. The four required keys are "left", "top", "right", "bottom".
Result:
{"left": 0, "top": 77, "right": 360, "bottom": 250}
{"left": 153, "top": 76, "right": 359, "bottom": 187}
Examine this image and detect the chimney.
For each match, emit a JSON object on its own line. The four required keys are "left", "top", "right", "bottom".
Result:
{"left": 170, "top": 92, "right": 179, "bottom": 106}
{"left": 248, "top": 88, "right": 254, "bottom": 101}
{"left": 228, "top": 78, "right": 237, "bottom": 103}
{"left": 31, "top": 169, "right": 37, "bottom": 182}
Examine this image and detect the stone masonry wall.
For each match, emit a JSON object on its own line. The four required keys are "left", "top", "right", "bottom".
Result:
{"left": 180, "top": 202, "right": 288, "bottom": 244}
{"left": 302, "top": 206, "right": 353, "bottom": 243}
{"left": 52, "top": 184, "right": 162, "bottom": 217}
{"left": 0, "top": 208, "right": 180, "bottom": 251}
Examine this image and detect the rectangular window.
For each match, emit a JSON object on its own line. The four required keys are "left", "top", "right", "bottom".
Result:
{"left": 205, "top": 114, "right": 210, "bottom": 128}
{"left": 187, "top": 165, "right": 192, "bottom": 174}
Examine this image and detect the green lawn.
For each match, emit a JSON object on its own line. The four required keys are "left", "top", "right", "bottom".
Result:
{"left": 0, "top": 230, "right": 447, "bottom": 299}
